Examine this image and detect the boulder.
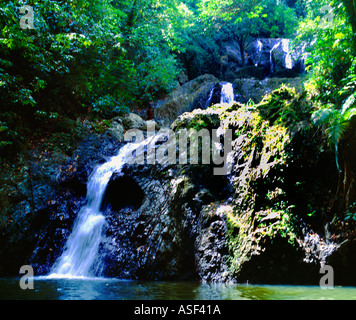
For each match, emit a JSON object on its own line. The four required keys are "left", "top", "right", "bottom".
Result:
{"left": 108, "top": 122, "right": 125, "bottom": 142}
{"left": 233, "top": 77, "right": 303, "bottom": 104}
{"left": 145, "top": 120, "right": 160, "bottom": 131}
{"left": 195, "top": 204, "right": 231, "bottom": 282}
{"left": 225, "top": 43, "right": 243, "bottom": 64}
{"left": 178, "top": 72, "right": 189, "bottom": 85}
{"left": 154, "top": 74, "right": 220, "bottom": 126}
{"left": 171, "top": 108, "right": 221, "bottom": 132}
{"left": 124, "top": 113, "right": 147, "bottom": 130}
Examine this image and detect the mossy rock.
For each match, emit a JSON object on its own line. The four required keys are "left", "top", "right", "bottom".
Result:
{"left": 171, "top": 109, "right": 221, "bottom": 132}
{"left": 257, "top": 85, "right": 312, "bottom": 132}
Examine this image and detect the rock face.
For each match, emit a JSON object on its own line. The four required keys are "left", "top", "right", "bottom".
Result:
{"left": 233, "top": 77, "right": 303, "bottom": 104}
{"left": 100, "top": 168, "right": 200, "bottom": 280}
{"left": 94, "top": 96, "right": 343, "bottom": 284}
{"left": 219, "top": 38, "right": 306, "bottom": 82}
{"left": 0, "top": 127, "right": 123, "bottom": 275}
{"left": 2, "top": 81, "right": 356, "bottom": 286}
{"left": 154, "top": 74, "right": 220, "bottom": 126}
{"left": 99, "top": 109, "right": 233, "bottom": 281}
{"left": 195, "top": 204, "right": 232, "bottom": 282}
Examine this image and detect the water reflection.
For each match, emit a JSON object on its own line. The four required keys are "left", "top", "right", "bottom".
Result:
{"left": 1, "top": 278, "right": 356, "bottom": 300}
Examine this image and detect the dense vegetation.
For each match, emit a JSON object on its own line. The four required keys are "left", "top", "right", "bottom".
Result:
{"left": 0, "top": 0, "right": 304, "bottom": 154}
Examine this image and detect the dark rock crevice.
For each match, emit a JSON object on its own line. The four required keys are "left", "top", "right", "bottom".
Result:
{"left": 100, "top": 175, "right": 145, "bottom": 212}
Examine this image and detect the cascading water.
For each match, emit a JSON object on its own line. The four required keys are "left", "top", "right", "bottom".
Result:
{"left": 47, "top": 81, "right": 235, "bottom": 279}
{"left": 205, "top": 87, "right": 215, "bottom": 109}
{"left": 220, "top": 83, "right": 235, "bottom": 105}
{"left": 256, "top": 39, "right": 263, "bottom": 53}
{"left": 47, "top": 134, "right": 163, "bottom": 279}
{"left": 269, "top": 42, "right": 281, "bottom": 75}
{"left": 255, "top": 40, "right": 264, "bottom": 67}
{"left": 281, "top": 39, "right": 293, "bottom": 70}
{"left": 270, "top": 39, "right": 294, "bottom": 74}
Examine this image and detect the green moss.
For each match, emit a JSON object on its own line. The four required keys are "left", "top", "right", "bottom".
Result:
{"left": 93, "top": 119, "right": 113, "bottom": 134}
{"left": 257, "top": 85, "right": 312, "bottom": 133}
{"left": 172, "top": 109, "right": 221, "bottom": 132}
{"left": 212, "top": 86, "right": 309, "bottom": 277}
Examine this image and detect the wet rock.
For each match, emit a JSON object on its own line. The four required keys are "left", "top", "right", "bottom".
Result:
{"left": 100, "top": 163, "right": 199, "bottom": 280}
{"left": 154, "top": 74, "right": 220, "bottom": 125}
{"left": 217, "top": 38, "right": 306, "bottom": 82}
{"left": 124, "top": 113, "right": 147, "bottom": 130}
{"left": 195, "top": 204, "right": 232, "bottom": 282}
{"left": 326, "top": 240, "right": 356, "bottom": 286}
{"left": 233, "top": 77, "right": 303, "bottom": 104}
{"left": 108, "top": 122, "right": 125, "bottom": 142}
{"left": 26, "top": 133, "right": 123, "bottom": 275}
{"left": 246, "top": 38, "right": 306, "bottom": 76}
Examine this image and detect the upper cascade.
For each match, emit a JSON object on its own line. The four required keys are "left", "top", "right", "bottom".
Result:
{"left": 220, "top": 82, "right": 235, "bottom": 105}
{"left": 252, "top": 38, "right": 306, "bottom": 75}
{"left": 221, "top": 37, "right": 306, "bottom": 81}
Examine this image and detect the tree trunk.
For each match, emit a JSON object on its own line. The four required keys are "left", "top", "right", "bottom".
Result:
{"left": 342, "top": 0, "right": 356, "bottom": 54}
{"left": 236, "top": 36, "right": 246, "bottom": 67}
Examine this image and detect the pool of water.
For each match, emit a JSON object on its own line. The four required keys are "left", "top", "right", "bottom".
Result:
{"left": 1, "top": 277, "right": 356, "bottom": 300}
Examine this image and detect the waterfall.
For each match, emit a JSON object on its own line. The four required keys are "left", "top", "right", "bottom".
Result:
{"left": 205, "top": 87, "right": 215, "bottom": 109}
{"left": 270, "top": 39, "right": 293, "bottom": 73}
{"left": 255, "top": 40, "right": 263, "bottom": 67}
{"left": 269, "top": 42, "right": 280, "bottom": 75}
{"left": 47, "top": 135, "right": 162, "bottom": 279}
{"left": 281, "top": 39, "right": 293, "bottom": 70}
{"left": 220, "top": 83, "right": 235, "bottom": 105}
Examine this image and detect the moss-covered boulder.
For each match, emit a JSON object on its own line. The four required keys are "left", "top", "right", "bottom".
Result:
{"left": 207, "top": 86, "right": 339, "bottom": 284}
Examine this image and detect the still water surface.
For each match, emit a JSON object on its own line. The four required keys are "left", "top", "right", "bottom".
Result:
{"left": 1, "top": 278, "right": 356, "bottom": 300}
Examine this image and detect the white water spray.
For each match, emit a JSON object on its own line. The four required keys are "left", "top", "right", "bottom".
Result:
{"left": 269, "top": 42, "right": 280, "bottom": 74}
{"left": 47, "top": 135, "right": 163, "bottom": 279}
{"left": 282, "top": 39, "right": 293, "bottom": 70}
{"left": 220, "top": 83, "right": 235, "bottom": 105}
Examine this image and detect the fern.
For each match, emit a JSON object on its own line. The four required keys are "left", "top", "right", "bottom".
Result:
{"left": 342, "top": 91, "right": 356, "bottom": 114}
{"left": 312, "top": 108, "right": 338, "bottom": 128}
{"left": 312, "top": 92, "right": 356, "bottom": 172}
